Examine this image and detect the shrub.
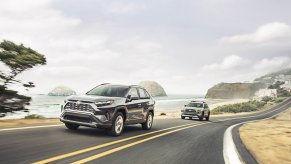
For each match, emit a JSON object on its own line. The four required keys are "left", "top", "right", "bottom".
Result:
{"left": 261, "top": 96, "right": 273, "bottom": 102}
{"left": 275, "top": 97, "right": 287, "bottom": 103}
{"left": 24, "top": 114, "right": 45, "bottom": 119}
{"left": 211, "top": 101, "right": 266, "bottom": 114}
{"left": 160, "top": 112, "right": 166, "bottom": 116}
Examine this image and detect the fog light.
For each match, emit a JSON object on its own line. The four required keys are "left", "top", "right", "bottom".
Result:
{"left": 96, "top": 115, "right": 108, "bottom": 122}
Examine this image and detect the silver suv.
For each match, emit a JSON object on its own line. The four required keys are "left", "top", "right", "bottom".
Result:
{"left": 181, "top": 101, "right": 210, "bottom": 121}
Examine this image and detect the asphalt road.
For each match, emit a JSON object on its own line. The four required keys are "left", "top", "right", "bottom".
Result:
{"left": 0, "top": 98, "right": 290, "bottom": 164}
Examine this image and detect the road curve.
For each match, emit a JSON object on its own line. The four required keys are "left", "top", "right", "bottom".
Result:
{"left": 0, "top": 98, "right": 290, "bottom": 164}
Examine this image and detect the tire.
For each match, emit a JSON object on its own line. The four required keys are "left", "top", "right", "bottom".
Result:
{"left": 205, "top": 112, "right": 210, "bottom": 121}
{"left": 109, "top": 112, "right": 124, "bottom": 136}
{"left": 142, "top": 112, "right": 153, "bottom": 130}
{"left": 181, "top": 116, "right": 185, "bottom": 119}
{"left": 198, "top": 112, "right": 204, "bottom": 121}
{"left": 65, "top": 123, "right": 79, "bottom": 130}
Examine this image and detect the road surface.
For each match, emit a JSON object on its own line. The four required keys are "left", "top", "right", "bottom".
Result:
{"left": 0, "top": 98, "right": 290, "bottom": 164}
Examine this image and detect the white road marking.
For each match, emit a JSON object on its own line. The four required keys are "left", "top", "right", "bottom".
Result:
{"left": 0, "top": 124, "right": 62, "bottom": 132}
{"left": 223, "top": 124, "right": 244, "bottom": 164}
{"left": 223, "top": 101, "right": 290, "bottom": 164}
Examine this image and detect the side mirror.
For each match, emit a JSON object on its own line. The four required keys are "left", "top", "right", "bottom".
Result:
{"left": 184, "top": 105, "right": 187, "bottom": 107}
{"left": 126, "top": 95, "right": 132, "bottom": 102}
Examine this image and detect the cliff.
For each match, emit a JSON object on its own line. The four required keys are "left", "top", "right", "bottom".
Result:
{"left": 139, "top": 81, "right": 167, "bottom": 97}
{"left": 205, "top": 82, "right": 265, "bottom": 99}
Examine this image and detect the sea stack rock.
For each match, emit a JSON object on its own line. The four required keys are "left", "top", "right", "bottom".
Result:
{"left": 48, "top": 86, "right": 76, "bottom": 96}
{"left": 139, "top": 81, "right": 167, "bottom": 97}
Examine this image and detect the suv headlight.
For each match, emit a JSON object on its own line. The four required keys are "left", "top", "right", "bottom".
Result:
{"left": 95, "top": 100, "right": 114, "bottom": 107}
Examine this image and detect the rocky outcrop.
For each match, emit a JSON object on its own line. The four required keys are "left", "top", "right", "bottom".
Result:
{"left": 139, "top": 81, "right": 167, "bottom": 97}
{"left": 48, "top": 86, "right": 76, "bottom": 96}
{"left": 205, "top": 82, "right": 265, "bottom": 99}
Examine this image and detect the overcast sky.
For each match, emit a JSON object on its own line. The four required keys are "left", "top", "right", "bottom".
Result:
{"left": 1, "top": 0, "right": 291, "bottom": 95}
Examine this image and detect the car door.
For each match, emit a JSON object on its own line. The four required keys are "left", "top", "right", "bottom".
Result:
{"left": 137, "top": 88, "right": 150, "bottom": 120}
{"left": 126, "top": 87, "right": 141, "bottom": 122}
{"left": 203, "top": 103, "right": 210, "bottom": 115}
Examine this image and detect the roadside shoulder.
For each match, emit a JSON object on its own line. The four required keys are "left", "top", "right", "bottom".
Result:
{"left": 0, "top": 118, "right": 61, "bottom": 129}
{"left": 239, "top": 107, "right": 291, "bottom": 164}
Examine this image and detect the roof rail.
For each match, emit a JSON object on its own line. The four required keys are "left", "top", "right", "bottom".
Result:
{"left": 190, "top": 100, "right": 206, "bottom": 103}
{"left": 100, "top": 83, "right": 110, "bottom": 85}
{"left": 129, "top": 85, "right": 141, "bottom": 87}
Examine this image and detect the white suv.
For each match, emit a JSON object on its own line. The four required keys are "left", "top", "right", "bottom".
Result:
{"left": 181, "top": 101, "right": 210, "bottom": 121}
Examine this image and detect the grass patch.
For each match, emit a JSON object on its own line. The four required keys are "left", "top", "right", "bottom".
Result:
{"left": 24, "top": 114, "right": 45, "bottom": 119}
{"left": 275, "top": 97, "right": 288, "bottom": 103}
{"left": 160, "top": 112, "right": 167, "bottom": 116}
{"left": 211, "top": 101, "right": 266, "bottom": 115}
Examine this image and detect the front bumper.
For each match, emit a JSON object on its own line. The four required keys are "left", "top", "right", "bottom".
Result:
{"left": 181, "top": 111, "right": 203, "bottom": 117}
{"left": 60, "top": 110, "right": 112, "bottom": 129}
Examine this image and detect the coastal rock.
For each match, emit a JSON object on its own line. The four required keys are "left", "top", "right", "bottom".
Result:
{"left": 48, "top": 86, "right": 76, "bottom": 96}
{"left": 205, "top": 82, "right": 265, "bottom": 99}
{"left": 139, "top": 81, "right": 167, "bottom": 97}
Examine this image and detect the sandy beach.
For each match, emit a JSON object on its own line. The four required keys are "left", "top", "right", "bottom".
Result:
{"left": 155, "top": 98, "right": 250, "bottom": 119}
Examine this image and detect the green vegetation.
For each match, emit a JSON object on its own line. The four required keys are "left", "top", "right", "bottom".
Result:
{"left": 261, "top": 96, "right": 273, "bottom": 102}
{"left": 24, "top": 114, "right": 45, "bottom": 119}
{"left": 275, "top": 97, "right": 288, "bottom": 103}
{"left": 160, "top": 112, "right": 167, "bottom": 116}
{"left": 211, "top": 101, "right": 267, "bottom": 114}
{"left": 0, "top": 40, "right": 46, "bottom": 113}
{"left": 268, "top": 81, "right": 291, "bottom": 97}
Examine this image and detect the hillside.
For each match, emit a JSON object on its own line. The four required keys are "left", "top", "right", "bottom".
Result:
{"left": 205, "top": 82, "right": 265, "bottom": 99}
{"left": 254, "top": 68, "right": 291, "bottom": 85}
{"left": 206, "top": 68, "right": 291, "bottom": 99}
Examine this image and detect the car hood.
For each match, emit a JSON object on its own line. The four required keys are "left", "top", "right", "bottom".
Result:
{"left": 66, "top": 95, "right": 122, "bottom": 102}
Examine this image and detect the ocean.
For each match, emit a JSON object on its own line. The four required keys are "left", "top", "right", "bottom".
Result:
{"left": 1, "top": 94, "right": 205, "bottom": 119}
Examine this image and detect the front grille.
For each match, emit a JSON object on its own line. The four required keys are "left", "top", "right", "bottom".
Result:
{"left": 64, "top": 102, "right": 94, "bottom": 112}
{"left": 65, "top": 115, "right": 91, "bottom": 123}
{"left": 186, "top": 109, "right": 196, "bottom": 113}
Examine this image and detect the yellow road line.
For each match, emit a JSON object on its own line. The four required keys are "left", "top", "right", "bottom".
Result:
{"left": 33, "top": 122, "right": 203, "bottom": 164}
{"left": 72, "top": 122, "right": 209, "bottom": 164}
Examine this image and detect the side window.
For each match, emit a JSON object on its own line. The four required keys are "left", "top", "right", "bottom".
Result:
{"left": 144, "top": 89, "right": 150, "bottom": 98}
{"left": 138, "top": 88, "right": 149, "bottom": 99}
{"left": 204, "top": 104, "right": 209, "bottom": 108}
{"left": 197, "top": 103, "right": 203, "bottom": 108}
{"left": 128, "top": 88, "right": 139, "bottom": 98}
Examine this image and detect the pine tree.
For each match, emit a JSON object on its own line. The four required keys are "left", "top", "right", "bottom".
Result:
{"left": 0, "top": 40, "right": 46, "bottom": 113}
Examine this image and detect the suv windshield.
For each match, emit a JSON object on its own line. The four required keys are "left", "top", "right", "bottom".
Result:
{"left": 86, "top": 85, "right": 129, "bottom": 97}
{"left": 187, "top": 102, "right": 203, "bottom": 108}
